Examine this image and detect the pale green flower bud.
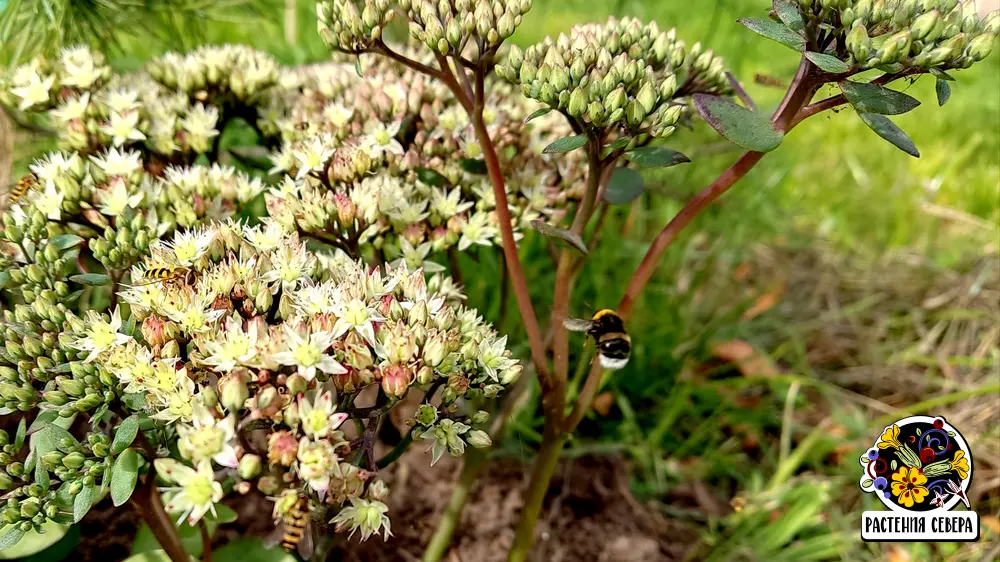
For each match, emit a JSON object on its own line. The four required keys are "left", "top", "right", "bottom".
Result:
{"left": 968, "top": 33, "right": 996, "bottom": 61}
{"left": 588, "top": 100, "right": 607, "bottom": 124}
{"left": 625, "top": 99, "right": 646, "bottom": 127}
{"left": 497, "top": 13, "right": 515, "bottom": 39}
{"left": 911, "top": 10, "right": 942, "bottom": 41}
{"left": 219, "top": 372, "right": 250, "bottom": 412}
{"left": 567, "top": 88, "right": 587, "bottom": 117}
{"left": 847, "top": 24, "right": 872, "bottom": 62}
{"left": 62, "top": 452, "right": 85, "bottom": 469}
{"left": 466, "top": 429, "right": 492, "bottom": 449}
{"left": 471, "top": 410, "right": 489, "bottom": 424}
{"left": 286, "top": 374, "right": 308, "bottom": 396}
{"left": 636, "top": 81, "right": 657, "bottom": 113}
{"left": 416, "top": 365, "right": 434, "bottom": 385}
{"left": 605, "top": 87, "right": 627, "bottom": 113}
{"left": 367, "top": 480, "right": 389, "bottom": 502}
{"left": 499, "top": 364, "right": 522, "bottom": 385}
{"left": 161, "top": 340, "right": 180, "bottom": 358}
{"left": 238, "top": 454, "right": 262, "bottom": 479}
{"left": 879, "top": 30, "right": 912, "bottom": 64}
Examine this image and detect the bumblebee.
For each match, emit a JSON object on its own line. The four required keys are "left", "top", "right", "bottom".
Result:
{"left": 265, "top": 494, "right": 315, "bottom": 559}
{"left": 564, "top": 309, "right": 631, "bottom": 370}
{"left": 9, "top": 173, "right": 38, "bottom": 205}
{"left": 131, "top": 266, "right": 196, "bottom": 287}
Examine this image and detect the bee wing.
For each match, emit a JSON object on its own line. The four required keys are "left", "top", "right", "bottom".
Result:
{"left": 297, "top": 523, "right": 315, "bottom": 560}
{"left": 562, "top": 317, "right": 594, "bottom": 332}
{"left": 263, "top": 520, "right": 288, "bottom": 550}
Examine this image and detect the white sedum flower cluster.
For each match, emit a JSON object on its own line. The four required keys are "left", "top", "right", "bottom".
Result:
{"left": 60, "top": 221, "right": 520, "bottom": 531}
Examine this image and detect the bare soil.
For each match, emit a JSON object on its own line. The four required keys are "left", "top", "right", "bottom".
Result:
{"left": 74, "top": 451, "right": 692, "bottom": 562}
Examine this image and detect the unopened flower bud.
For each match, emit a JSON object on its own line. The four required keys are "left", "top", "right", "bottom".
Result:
{"left": 847, "top": 24, "right": 872, "bottom": 62}
{"left": 968, "top": 33, "right": 996, "bottom": 61}
{"left": 219, "top": 372, "right": 250, "bottom": 412}
{"left": 267, "top": 430, "right": 297, "bottom": 467}
{"left": 286, "top": 374, "right": 308, "bottom": 396}
{"left": 911, "top": 9, "right": 942, "bottom": 41}
{"left": 466, "top": 429, "right": 492, "bottom": 449}
{"left": 367, "top": 480, "right": 389, "bottom": 502}
{"left": 238, "top": 454, "right": 262, "bottom": 479}
{"left": 380, "top": 364, "right": 412, "bottom": 399}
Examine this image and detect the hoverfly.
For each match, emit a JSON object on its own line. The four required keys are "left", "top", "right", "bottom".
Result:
{"left": 9, "top": 173, "right": 38, "bottom": 205}
{"left": 265, "top": 494, "right": 315, "bottom": 560}
{"left": 563, "top": 309, "right": 631, "bottom": 370}
{"left": 130, "top": 266, "right": 197, "bottom": 287}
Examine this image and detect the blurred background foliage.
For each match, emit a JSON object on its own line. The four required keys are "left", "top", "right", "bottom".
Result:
{"left": 2, "top": 0, "right": 999, "bottom": 560}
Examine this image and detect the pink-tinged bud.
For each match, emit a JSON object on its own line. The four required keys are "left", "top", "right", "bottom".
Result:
{"left": 344, "top": 337, "right": 374, "bottom": 371}
{"left": 334, "top": 191, "right": 357, "bottom": 225}
{"left": 332, "top": 369, "right": 357, "bottom": 393}
{"left": 218, "top": 371, "right": 250, "bottom": 412}
{"left": 385, "top": 322, "right": 417, "bottom": 363}
{"left": 447, "top": 374, "right": 470, "bottom": 396}
{"left": 235, "top": 481, "right": 252, "bottom": 495}
{"left": 258, "top": 476, "right": 280, "bottom": 495}
{"left": 267, "top": 430, "right": 298, "bottom": 466}
{"left": 379, "top": 364, "right": 413, "bottom": 399}
{"left": 403, "top": 223, "right": 425, "bottom": 246}
{"left": 141, "top": 314, "right": 178, "bottom": 347}
{"left": 377, "top": 294, "right": 396, "bottom": 318}
{"left": 255, "top": 385, "right": 282, "bottom": 419}
{"left": 447, "top": 213, "right": 467, "bottom": 234}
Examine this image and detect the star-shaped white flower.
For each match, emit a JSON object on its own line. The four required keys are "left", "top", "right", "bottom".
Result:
{"left": 155, "top": 458, "right": 224, "bottom": 526}
{"left": 69, "top": 307, "right": 132, "bottom": 363}
{"left": 271, "top": 326, "right": 345, "bottom": 381}
{"left": 11, "top": 75, "right": 55, "bottom": 111}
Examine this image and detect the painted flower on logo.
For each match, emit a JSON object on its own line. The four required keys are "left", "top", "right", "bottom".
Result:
{"left": 877, "top": 424, "right": 902, "bottom": 450}
{"left": 949, "top": 450, "right": 970, "bottom": 480}
{"left": 891, "top": 466, "right": 928, "bottom": 508}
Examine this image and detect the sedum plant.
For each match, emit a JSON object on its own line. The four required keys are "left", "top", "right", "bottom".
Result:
{"left": 0, "top": 0, "right": 996, "bottom": 561}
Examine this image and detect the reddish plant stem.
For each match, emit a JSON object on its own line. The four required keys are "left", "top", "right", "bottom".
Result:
{"left": 200, "top": 522, "right": 212, "bottom": 562}
{"left": 131, "top": 470, "right": 190, "bottom": 562}
{"left": 467, "top": 80, "right": 551, "bottom": 385}
{"left": 564, "top": 57, "right": 821, "bottom": 433}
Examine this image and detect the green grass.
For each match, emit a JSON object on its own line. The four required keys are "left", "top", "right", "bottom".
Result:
{"left": 6, "top": 1, "right": 1000, "bottom": 560}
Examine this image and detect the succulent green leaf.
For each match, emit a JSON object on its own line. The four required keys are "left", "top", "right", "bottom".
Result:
{"left": 839, "top": 80, "right": 920, "bottom": 115}
{"left": 459, "top": 158, "right": 488, "bottom": 175}
{"left": 69, "top": 273, "right": 111, "bottom": 286}
{"left": 48, "top": 234, "right": 84, "bottom": 251}
{"left": 935, "top": 79, "right": 951, "bottom": 107}
{"left": 0, "top": 271, "right": 10, "bottom": 289}
{"left": 858, "top": 113, "right": 920, "bottom": 158}
{"left": 14, "top": 418, "right": 26, "bottom": 450}
{"left": 542, "top": 134, "right": 588, "bottom": 154}
{"left": 112, "top": 415, "right": 140, "bottom": 456}
{"left": 30, "top": 423, "right": 76, "bottom": 455}
{"left": 74, "top": 485, "right": 94, "bottom": 523}
{"left": 34, "top": 461, "right": 50, "bottom": 493}
{"left": 414, "top": 168, "right": 450, "bottom": 187}
{"left": 524, "top": 107, "right": 553, "bottom": 123}
{"left": 205, "top": 504, "right": 238, "bottom": 524}
{"left": 693, "top": 94, "right": 784, "bottom": 152}
{"left": 804, "top": 51, "right": 851, "bottom": 74}
{"left": 604, "top": 168, "right": 645, "bottom": 205}
{"left": 0, "top": 527, "right": 24, "bottom": 552}
{"left": 604, "top": 137, "right": 631, "bottom": 151}
{"left": 0, "top": 521, "right": 70, "bottom": 559}
{"left": 227, "top": 146, "right": 273, "bottom": 171}
{"left": 625, "top": 146, "right": 690, "bottom": 168}
{"left": 110, "top": 448, "right": 140, "bottom": 507}
{"left": 529, "top": 220, "right": 587, "bottom": 255}
{"left": 737, "top": 18, "right": 805, "bottom": 50}
{"left": 213, "top": 539, "right": 296, "bottom": 562}
{"left": 772, "top": 0, "right": 804, "bottom": 31}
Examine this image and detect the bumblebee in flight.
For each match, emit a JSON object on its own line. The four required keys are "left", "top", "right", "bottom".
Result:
{"left": 564, "top": 309, "right": 631, "bottom": 370}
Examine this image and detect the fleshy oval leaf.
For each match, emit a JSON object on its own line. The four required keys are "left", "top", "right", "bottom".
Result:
{"left": 693, "top": 94, "right": 784, "bottom": 152}
{"left": 858, "top": 113, "right": 920, "bottom": 158}
{"left": 839, "top": 80, "right": 921, "bottom": 115}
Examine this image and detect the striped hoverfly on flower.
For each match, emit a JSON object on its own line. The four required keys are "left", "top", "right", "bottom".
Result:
{"left": 264, "top": 493, "right": 315, "bottom": 560}
{"left": 129, "top": 266, "right": 197, "bottom": 287}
